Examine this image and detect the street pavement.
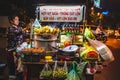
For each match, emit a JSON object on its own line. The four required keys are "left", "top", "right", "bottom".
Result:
{"left": 94, "top": 38, "right": 120, "bottom": 80}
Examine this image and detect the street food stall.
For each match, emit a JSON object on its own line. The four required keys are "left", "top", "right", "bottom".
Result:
{"left": 20, "top": 5, "right": 114, "bottom": 80}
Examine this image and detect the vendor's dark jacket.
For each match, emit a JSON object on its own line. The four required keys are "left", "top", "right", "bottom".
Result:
{"left": 7, "top": 25, "right": 23, "bottom": 51}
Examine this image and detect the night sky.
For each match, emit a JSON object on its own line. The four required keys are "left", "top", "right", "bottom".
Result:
{"left": 0, "top": 0, "right": 120, "bottom": 15}
{"left": 0, "top": 0, "right": 120, "bottom": 24}
{"left": 102, "top": 0, "right": 120, "bottom": 13}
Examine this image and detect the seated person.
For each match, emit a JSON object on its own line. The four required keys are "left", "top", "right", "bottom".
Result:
{"left": 16, "top": 37, "right": 31, "bottom": 52}
{"left": 15, "top": 37, "right": 31, "bottom": 72}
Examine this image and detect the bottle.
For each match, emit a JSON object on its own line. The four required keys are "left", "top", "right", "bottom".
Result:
{"left": 68, "top": 24, "right": 72, "bottom": 34}
{"left": 76, "top": 25, "right": 80, "bottom": 34}
{"left": 71, "top": 24, "right": 74, "bottom": 34}
{"left": 61, "top": 24, "right": 65, "bottom": 35}
{"left": 65, "top": 24, "right": 68, "bottom": 33}
{"left": 74, "top": 24, "right": 77, "bottom": 34}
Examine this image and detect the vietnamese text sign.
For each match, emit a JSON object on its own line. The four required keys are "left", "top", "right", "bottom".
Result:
{"left": 39, "top": 6, "right": 83, "bottom": 22}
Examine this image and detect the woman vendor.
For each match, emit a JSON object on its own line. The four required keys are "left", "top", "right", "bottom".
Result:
{"left": 6, "top": 14, "right": 23, "bottom": 79}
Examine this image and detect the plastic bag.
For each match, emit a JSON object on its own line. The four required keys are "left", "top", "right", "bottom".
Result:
{"left": 87, "top": 38, "right": 115, "bottom": 63}
{"left": 76, "top": 62, "right": 87, "bottom": 78}
{"left": 32, "top": 18, "right": 41, "bottom": 28}
{"left": 66, "top": 61, "right": 80, "bottom": 80}
{"left": 40, "top": 62, "right": 52, "bottom": 79}
{"left": 95, "top": 61, "right": 103, "bottom": 73}
{"left": 53, "top": 61, "right": 68, "bottom": 80}
{"left": 32, "top": 18, "right": 41, "bottom": 34}
{"left": 86, "top": 62, "right": 96, "bottom": 75}
{"left": 84, "top": 27, "right": 95, "bottom": 40}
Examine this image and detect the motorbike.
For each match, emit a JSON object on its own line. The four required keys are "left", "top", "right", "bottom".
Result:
{"left": 95, "top": 32, "right": 107, "bottom": 43}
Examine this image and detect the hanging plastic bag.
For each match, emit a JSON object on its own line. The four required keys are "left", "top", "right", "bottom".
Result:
{"left": 86, "top": 62, "right": 96, "bottom": 75}
{"left": 66, "top": 61, "right": 80, "bottom": 80}
{"left": 32, "top": 18, "right": 41, "bottom": 28}
{"left": 87, "top": 38, "right": 115, "bottom": 63}
{"left": 53, "top": 61, "right": 68, "bottom": 80}
{"left": 84, "top": 27, "right": 95, "bottom": 40}
{"left": 40, "top": 62, "right": 52, "bottom": 79}
{"left": 63, "top": 61, "right": 68, "bottom": 73}
{"left": 95, "top": 61, "right": 103, "bottom": 73}
{"left": 76, "top": 61, "right": 87, "bottom": 78}
{"left": 32, "top": 18, "right": 42, "bottom": 34}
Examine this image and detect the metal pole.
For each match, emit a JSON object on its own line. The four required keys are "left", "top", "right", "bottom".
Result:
{"left": 83, "top": 5, "right": 86, "bottom": 30}
{"left": 83, "top": 5, "right": 86, "bottom": 42}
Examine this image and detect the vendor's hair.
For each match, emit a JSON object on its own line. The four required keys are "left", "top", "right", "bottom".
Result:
{"left": 8, "top": 14, "right": 19, "bottom": 23}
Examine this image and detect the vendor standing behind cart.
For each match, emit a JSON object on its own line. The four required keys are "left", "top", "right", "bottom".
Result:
{"left": 6, "top": 14, "right": 23, "bottom": 78}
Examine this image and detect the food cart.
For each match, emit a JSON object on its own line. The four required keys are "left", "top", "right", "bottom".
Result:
{"left": 21, "top": 4, "right": 114, "bottom": 80}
